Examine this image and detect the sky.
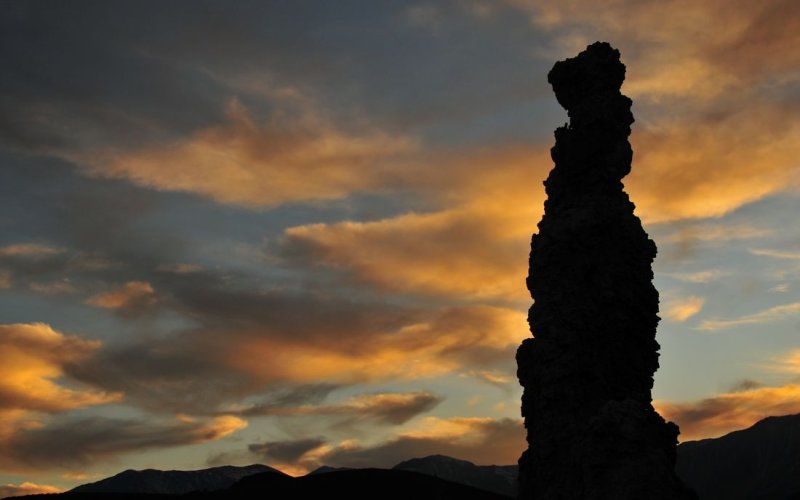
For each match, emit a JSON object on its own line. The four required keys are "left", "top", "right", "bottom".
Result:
{"left": 1, "top": 0, "right": 800, "bottom": 495}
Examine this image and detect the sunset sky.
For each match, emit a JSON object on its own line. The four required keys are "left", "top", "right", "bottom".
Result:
{"left": 2, "top": 0, "right": 800, "bottom": 495}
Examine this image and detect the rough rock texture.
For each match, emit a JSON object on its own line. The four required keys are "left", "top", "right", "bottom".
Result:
{"left": 515, "top": 42, "right": 696, "bottom": 499}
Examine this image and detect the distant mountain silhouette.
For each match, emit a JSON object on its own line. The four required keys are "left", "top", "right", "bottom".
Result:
{"left": 70, "top": 464, "right": 281, "bottom": 494}
{"left": 229, "top": 468, "right": 511, "bottom": 499}
{"left": 308, "top": 465, "right": 352, "bottom": 475}
{"left": 676, "top": 413, "right": 800, "bottom": 500}
{"left": 393, "top": 455, "right": 517, "bottom": 497}
{"left": 13, "top": 469, "right": 511, "bottom": 500}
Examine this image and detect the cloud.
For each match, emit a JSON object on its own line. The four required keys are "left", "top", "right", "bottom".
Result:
{"left": 697, "top": 302, "right": 800, "bottom": 331}
{"left": 0, "top": 270, "right": 9, "bottom": 289}
{"left": 224, "top": 305, "right": 527, "bottom": 384}
{"left": 0, "top": 323, "right": 121, "bottom": 415}
{"left": 77, "top": 99, "right": 416, "bottom": 208}
{"left": 0, "top": 243, "right": 65, "bottom": 257}
{"left": 283, "top": 208, "right": 531, "bottom": 302}
{"left": 656, "top": 383, "right": 800, "bottom": 440}
{"left": 0, "top": 414, "right": 246, "bottom": 471}
{"left": 663, "top": 296, "right": 705, "bottom": 322}
{"left": 318, "top": 416, "right": 524, "bottom": 469}
{"left": 240, "top": 391, "right": 442, "bottom": 426}
{"left": 0, "top": 482, "right": 62, "bottom": 498}
{"left": 281, "top": 145, "right": 547, "bottom": 302}
{"left": 86, "top": 281, "right": 158, "bottom": 311}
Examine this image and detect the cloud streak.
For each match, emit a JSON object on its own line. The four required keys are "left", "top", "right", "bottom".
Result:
{"left": 697, "top": 302, "right": 800, "bottom": 331}
{"left": 0, "top": 414, "right": 246, "bottom": 471}
{"left": 238, "top": 391, "right": 442, "bottom": 426}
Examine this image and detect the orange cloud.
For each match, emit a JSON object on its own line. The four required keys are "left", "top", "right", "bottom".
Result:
{"left": 495, "top": 0, "right": 800, "bottom": 222}
{"left": 0, "top": 270, "right": 9, "bottom": 289}
{"left": 656, "top": 383, "right": 800, "bottom": 440}
{"left": 627, "top": 106, "right": 800, "bottom": 222}
{"left": 0, "top": 323, "right": 122, "bottom": 414}
{"left": 228, "top": 305, "right": 528, "bottom": 384}
{"left": 663, "top": 296, "right": 705, "bottom": 322}
{"left": 282, "top": 145, "right": 548, "bottom": 302}
{"left": 78, "top": 99, "right": 415, "bottom": 207}
{"left": 0, "top": 481, "right": 63, "bottom": 497}
{"left": 86, "top": 281, "right": 158, "bottom": 310}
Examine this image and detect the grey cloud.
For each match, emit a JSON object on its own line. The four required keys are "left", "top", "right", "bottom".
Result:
{"left": 248, "top": 438, "right": 326, "bottom": 464}
{"left": 0, "top": 414, "right": 245, "bottom": 471}
{"left": 240, "top": 391, "right": 443, "bottom": 426}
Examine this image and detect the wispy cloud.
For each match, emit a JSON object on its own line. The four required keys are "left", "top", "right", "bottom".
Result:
{"left": 666, "top": 224, "right": 772, "bottom": 243}
{"left": 766, "top": 349, "right": 800, "bottom": 375}
{"left": 697, "top": 302, "right": 800, "bottom": 331}
{"left": 750, "top": 248, "right": 800, "bottom": 260}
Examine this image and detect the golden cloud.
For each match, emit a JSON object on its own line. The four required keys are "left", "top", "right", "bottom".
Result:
{"left": 656, "top": 383, "right": 800, "bottom": 440}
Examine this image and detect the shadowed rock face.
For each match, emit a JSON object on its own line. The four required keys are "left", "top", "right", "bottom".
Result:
{"left": 516, "top": 42, "right": 696, "bottom": 499}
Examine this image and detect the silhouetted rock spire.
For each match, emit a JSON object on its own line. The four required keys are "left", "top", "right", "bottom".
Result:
{"left": 516, "top": 42, "right": 696, "bottom": 499}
